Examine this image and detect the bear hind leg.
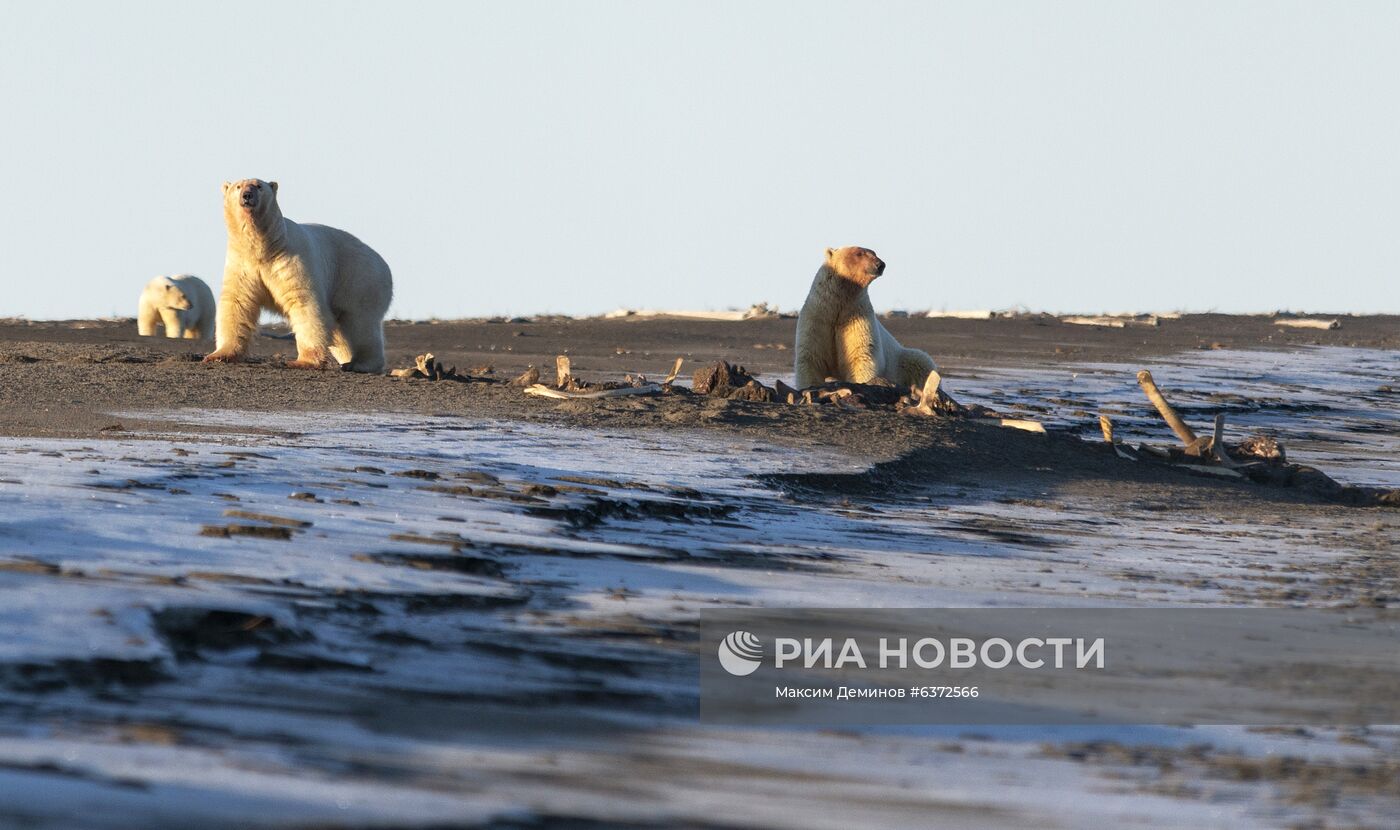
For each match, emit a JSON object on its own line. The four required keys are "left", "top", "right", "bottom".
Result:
{"left": 335, "top": 313, "right": 386, "bottom": 374}
{"left": 896, "top": 348, "right": 937, "bottom": 391}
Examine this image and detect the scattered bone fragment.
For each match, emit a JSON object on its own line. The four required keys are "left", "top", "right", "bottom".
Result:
{"left": 1210, "top": 413, "right": 1239, "bottom": 467}
{"left": 391, "top": 354, "right": 488, "bottom": 382}
{"left": 1098, "top": 415, "right": 1114, "bottom": 444}
{"left": 663, "top": 358, "right": 684, "bottom": 385}
{"left": 509, "top": 365, "right": 541, "bottom": 387}
{"left": 524, "top": 384, "right": 662, "bottom": 400}
{"left": 1234, "top": 434, "right": 1286, "bottom": 463}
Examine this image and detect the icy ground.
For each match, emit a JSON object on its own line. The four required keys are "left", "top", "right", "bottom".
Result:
{"left": 0, "top": 347, "right": 1395, "bottom": 828}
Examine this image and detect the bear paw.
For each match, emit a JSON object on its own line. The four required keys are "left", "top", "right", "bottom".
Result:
{"left": 285, "top": 351, "right": 337, "bottom": 370}
{"left": 203, "top": 350, "right": 243, "bottom": 364}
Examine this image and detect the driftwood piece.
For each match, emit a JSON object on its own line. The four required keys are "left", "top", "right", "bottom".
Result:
{"left": 555, "top": 355, "right": 572, "bottom": 388}
{"left": 1274, "top": 318, "right": 1340, "bottom": 330}
{"left": 1098, "top": 415, "right": 1114, "bottom": 444}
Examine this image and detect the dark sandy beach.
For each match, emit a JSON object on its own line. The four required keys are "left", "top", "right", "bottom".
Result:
{"left": 0, "top": 313, "right": 1394, "bottom": 447}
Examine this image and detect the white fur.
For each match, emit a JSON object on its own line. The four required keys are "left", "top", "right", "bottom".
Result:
{"left": 137, "top": 274, "right": 215, "bottom": 340}
{"left": 207, "top": 179, "right": 393, "bottom": 372}
{"left": 794, "top": 251, "right": 936, "bottom": 390}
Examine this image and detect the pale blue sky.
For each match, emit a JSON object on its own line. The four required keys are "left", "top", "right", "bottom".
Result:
{"left": 2, "top": 1, "right": 1397, "bottom": 319}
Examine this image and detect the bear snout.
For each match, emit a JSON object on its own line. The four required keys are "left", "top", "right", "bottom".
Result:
{"left": 240, "top": 186, "right": 260, "bottom": 208}
{"left": 869, "top": 259, "right": 886, "bottom": 277}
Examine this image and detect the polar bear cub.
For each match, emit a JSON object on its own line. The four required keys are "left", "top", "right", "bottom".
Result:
{"left": 794, "top": 246, "right": 936, "bottom": 390}
{"left": 204, "top": 179, "right": 393, "bottom": 372}
{"left": 138, "top": 274, "right": 216, "bottom": 340}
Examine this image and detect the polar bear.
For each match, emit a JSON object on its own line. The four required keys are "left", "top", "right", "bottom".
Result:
{"left": 204, "top": 179, "right": 393, "bottom": 372}
{"left": 137, "top": 274, "right": 216, "bottom": 340}
{"left": 793, "top": 246, "right": 936, "bottom": 390}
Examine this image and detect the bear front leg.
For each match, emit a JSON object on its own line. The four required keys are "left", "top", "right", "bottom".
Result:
{"left": 282, "top": 293, "right": 338, "bottom": 370}
{"left": 137, "top": 303, "right": 160, "bottom": 337}
{"left": 794, "top": 347, "right": 829, "bottom": 390}
{"left": 205, "top": 277, "right": 261, "bottom": 363}
{"left": 837, "top": 316, "right": 881, "bottom": 384}
{"left": 846, "top": 355, "right": 880, "bottom": 385}
{"left": 159, "top": 308, "right": 184, "bottom": 339}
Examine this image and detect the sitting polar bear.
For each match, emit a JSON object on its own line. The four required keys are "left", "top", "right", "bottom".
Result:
{"left": 794, "top": 246, "right": 936, "bottom": 390}
{"left": 137, "top": 274, "right": 215, "bottom": 340}
{"left": 204, "top": 179, "right": 393, "bottom": 372}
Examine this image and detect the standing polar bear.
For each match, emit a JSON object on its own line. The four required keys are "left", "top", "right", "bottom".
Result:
{"left": 204, "top": 179, "right": 393, "bottom": 372}
{"left": 137, "top": 274, "right": 216, "bottom": 340}
{"left": 794, "top": 246, "right": 936, "bottom": 390}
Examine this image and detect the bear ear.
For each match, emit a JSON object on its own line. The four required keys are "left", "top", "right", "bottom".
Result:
{"left": 222, "top": 181, "right": 232, "bottom": 192}
{"left": 269, "top": 181, "right": 278, "bottom": 193}
{"left": 824, "top": 247, "right": 836, "bottom": 261}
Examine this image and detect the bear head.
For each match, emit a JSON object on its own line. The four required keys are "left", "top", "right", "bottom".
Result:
{"left": 152, "top": 277, "right": 191, "bottom": 310}
{"left": 825, "top": 246, "right": 886, "bottom": 289}
{"left": 223, "top": 178, "right": 280, "bottom": 220}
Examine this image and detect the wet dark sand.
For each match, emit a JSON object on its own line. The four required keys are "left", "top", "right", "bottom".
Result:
{"left": 0, "top": 313, "right": 1395, "bottom": 446}
{"left": 0, "top": 315, "right": 1394, "bottom": 524}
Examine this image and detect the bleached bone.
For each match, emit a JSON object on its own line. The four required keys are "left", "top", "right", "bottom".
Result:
{"left": 664, "top": 358, "right": 684, "bottom": 384}
{"left": 555, "top": 355, "right": 572, "bottom": 388}
{"left": 926, "top": 310, "right": 995, "bottom": 320}
{"left": 1064, "top": 315, "right": 1160, "bottom": 328}
{"left": 1210, "top": 413, "right": 1240, "bottom": 467}
{"left": 914, "top": 370, "right": 963, "bottom": 415}
{"left": 524, "top": 383, "right": 663, "bottom": 400}
{"left": 994, "top": 418, "right": 1046, "bottom": 434}
{"left": 1136, "top": 370, "right": 1206, "bottom": 451}
{"left": 1171, "top": 463, "right": 1244, "bottom": 479}
{"left": 1274, "top": 318, "right": 1340, "bottom": 330}
{"left": 1099, "top": 415, "right": 1114, "bottom": 444}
